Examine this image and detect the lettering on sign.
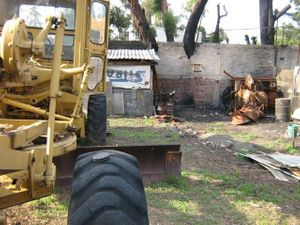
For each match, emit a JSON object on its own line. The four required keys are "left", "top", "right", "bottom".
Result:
{"left": 107, "top": 65, "right": 151, "bottom": 89}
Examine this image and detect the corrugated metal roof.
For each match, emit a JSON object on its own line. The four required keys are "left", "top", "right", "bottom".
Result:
{"left": 108, "top": 49, "right": 160, "bottom": 61}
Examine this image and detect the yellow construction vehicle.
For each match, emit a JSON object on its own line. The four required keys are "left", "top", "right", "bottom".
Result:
{"left": 0, "top": 0, "right": 181, "bottom": 224}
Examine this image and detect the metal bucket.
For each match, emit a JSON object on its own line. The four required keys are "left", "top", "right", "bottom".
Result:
{"left": 275, "top": 98, "right": 291, "bottom": 122}
{"left": 54, "top": 144, "right": 182, "bottom": 185}
{"left": 287, "top": 123, "right": 298, "bottom": 138}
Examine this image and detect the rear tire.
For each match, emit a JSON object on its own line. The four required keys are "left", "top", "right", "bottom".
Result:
{"left": 86, "top": 94, "right": 106, "bottom": 145}
{"left": 68, "top": 150, "right": 149, "bottom": 225}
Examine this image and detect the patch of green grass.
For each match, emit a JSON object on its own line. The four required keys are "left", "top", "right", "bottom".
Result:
{"left": 205, "top": 122, "right": 225, "bottom": 135}
{"left": 225, "top": 182, "right": 300, "bottom": 204}
{"left": 265, "top": 138, "right": 300, "bottom": 154}
{"left": 147, "top": 170, "right": 300, "bottom": 224}
{"left": 111, "top": 127, "right": 180, "bottom": 143}
{"left": 112, "top": 129, "right": 160, "bottom": 140}
{"left": 27, "top": 193, "right": 68, "bottom": 218}
{"left": 143, "top": 118, "right": 154, "bottom": 126}
{"left": 168, "top": 199, "right": 198, "bottom": 215}
{"left": 108, "top": 117, "right": 144, "bottom": 128}
{"left": 184, "top": 170, "right": 240, "bottom": 187}
{"left": 166, "top": 131, "right": 180, "bottom": 141}
{"left": 149, "top": 175, "right": 189, "bottom": 191}
{"left": 232, "top": 132, "right": 259, "bottom": 142}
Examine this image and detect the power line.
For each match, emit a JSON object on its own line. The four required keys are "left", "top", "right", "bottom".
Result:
{"left": 223, "top": 25, "right": 295, "bottom": 31}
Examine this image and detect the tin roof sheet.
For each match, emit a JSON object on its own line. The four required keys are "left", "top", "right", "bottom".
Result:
{"left": 108, "top": 49, "right": 160, "bottom": 61}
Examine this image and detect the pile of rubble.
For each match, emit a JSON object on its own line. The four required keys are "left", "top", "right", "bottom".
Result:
{"left": 150, "top": 115, "right": 183, "bottom": 124}
{"left": 232, "top": 75, "right": 269, "bottom": 125}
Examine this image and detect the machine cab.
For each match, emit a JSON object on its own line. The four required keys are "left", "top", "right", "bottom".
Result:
{"left": 0, "top": 0, "right": 109, "bottom": 93}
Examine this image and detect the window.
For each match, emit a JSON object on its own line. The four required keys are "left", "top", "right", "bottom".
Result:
{"left": 44, "top": 35, "right": 74, "bottom": 60}
{"left": 88, "top": 57, "right": 104, "bottom": 90}
{"left": 90, "top": 1, "right": 106, "bottom": 44}
{"left": 19, "top": 4, "right": 75, "bottom": 30}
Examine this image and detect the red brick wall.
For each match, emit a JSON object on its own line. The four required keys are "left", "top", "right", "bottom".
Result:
{"left": 158, "top": 77, "right": 229, "bottom": 106}
{"left": 159, "top": 78, "right": 194, "bottom": 105}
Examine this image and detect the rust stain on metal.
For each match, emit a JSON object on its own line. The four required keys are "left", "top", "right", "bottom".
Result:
{"left": 54, "top": 144, "right": 181, "bottom": 185}
{"left": 223, "top": 71, "right": 277, "bottom": 125}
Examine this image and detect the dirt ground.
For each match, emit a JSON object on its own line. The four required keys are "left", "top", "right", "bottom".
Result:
{"left": 1, "top": 107, "right": 300, "bottom": 224}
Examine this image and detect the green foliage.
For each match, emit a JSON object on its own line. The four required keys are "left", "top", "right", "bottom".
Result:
{"left": 151, "top": 0, "right": 162, "bottom": 14}
{"left": 141, "top": 0, "right": 178, "bottom": 41}
{"left": 110, "top": 6, "right": 131, "bottom": 40}
{"left": 199, "top": 27, "right": 229, "bottom": 44}
{"left": 289, "top": 0, "right": 300, "bottom": 26}
{"left": 141, "top": 0, "right": 153, "bottom": 22}
{"left": 184, "top": 0, "right": 199, "bottom": 13}
{"left": 275, "top": 23, "right": 300, "bottom": 46}
{"left": 277, "top": 0, "right": 300, "bottom": 46}
{"left": 150, "top": 26, "right": 157, "bottom": 37}
{"left": 162, "top": 12, "right": 177, "bottom": 36}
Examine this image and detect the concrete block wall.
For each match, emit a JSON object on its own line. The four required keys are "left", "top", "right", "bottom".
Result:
{"left": 156, "top": 43, "right": 298, "bottom": 107}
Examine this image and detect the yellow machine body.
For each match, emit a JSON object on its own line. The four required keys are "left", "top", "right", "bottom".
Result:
{"left": 0, "top": 0, "right": 182, "bottom": 212}
{"left": 0, "top": 0, "right": 110, "bottom": 209}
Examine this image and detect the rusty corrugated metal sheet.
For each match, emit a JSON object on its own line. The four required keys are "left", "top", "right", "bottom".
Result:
{"left": 108, "top": 49, "right": 160, "bottom": 61}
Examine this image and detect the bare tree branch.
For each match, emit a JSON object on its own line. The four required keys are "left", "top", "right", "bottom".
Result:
{"left": 274, "top": 4, "right": 291, "bottom": 20}
{"left": 183, "top": 0, "right": 208, "bottom": 59}
{"left": 220, "top": 5, "right": 228, "bottom": 18}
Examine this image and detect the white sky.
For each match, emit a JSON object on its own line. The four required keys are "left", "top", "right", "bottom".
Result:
{"left": 171, "top": 0, "right": 293, "bottom": 43}
{"left": 111, "top": 0, "right": 294, "bottom": 44}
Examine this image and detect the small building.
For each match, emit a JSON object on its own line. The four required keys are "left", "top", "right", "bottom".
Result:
{"left": 106, "top": 41, "right": 160, "bottom": 116}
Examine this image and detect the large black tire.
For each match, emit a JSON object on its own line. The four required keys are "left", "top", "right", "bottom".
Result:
{"left": 86, "top": 94, "right": 106, "bottom": 145}
{"left": 68, "top": 150, "right": 149, "bottom": 225}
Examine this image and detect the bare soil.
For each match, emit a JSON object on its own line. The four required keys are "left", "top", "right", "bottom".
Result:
{"left": 1, "top": 107, "right": 300, "bottom": 224}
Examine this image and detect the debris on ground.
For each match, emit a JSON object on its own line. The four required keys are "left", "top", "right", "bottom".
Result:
{"left": 151, "top": 115, "right": 184, "bottom": 124}
{"left": 155, "top": 91, "right": 176, "bottom": 115}
{"left": 239, "top": 151, "right": 300, "bottom": 182}
{"left": 232, "top": 75, "right": 268, "bottom": 125}
{"left": 223, "top": 71, "right": 277, "bottom": 125}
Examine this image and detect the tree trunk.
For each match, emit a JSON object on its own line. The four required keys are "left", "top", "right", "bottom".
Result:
{"left": 161, "top": 0, "right": 174, "bottom": 42}
{"left": 259, "top": 0, "right": 291, "bottom": 45}
{"left": 212, "top": 4, "right": 228, "bottom": 43}
{"left": 127, "top": 0, "right": 158, "bottom": 50}
{"left": 259, "top": 0, "right": 273, "bottom": 44}
{"left": 161, "top": 0, "right": 168, "bottom": 13}
{"left": 183, "top": 0, "right": 208, "bottom": 58}
{"left": 165, "top": 31, "right": 174, "bottom": 42}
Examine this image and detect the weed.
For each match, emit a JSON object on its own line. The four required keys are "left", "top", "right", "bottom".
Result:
{"left": 166, "top": 176, "right": 189, "bottom": 190}
{"left": 28, "top": 193, "right": 68, "bottom": 218}
{"left": 149, "top": 175, "right": 189, "bottom": 191}
{"left": 166, "top": 131, "right": 180, "bottom": 141}
{"left": 143, "top": 118, "right": 154, "bottom": 126}
{"left": 108, "top": 117, "right": 143, "bottom": 128}
{"left": 232, "top": 132, "right": 259, "bottom": 142}
{"left": 236, "top": 148, "right": 252, "bottom": 161}
{"left": 112, "top": 129, "right": 159, "bottom": 140}
{"left": 184, "top": 170, "right": 239, "bottom": 187}
{"left": 205, "top": 122, "right": 225, "bottom": 135}
{"left": 168, "top": 200, "right": 198, "bottom": 215}
{"left": 265, "top": 138, "right": 300, "bottom": 154}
